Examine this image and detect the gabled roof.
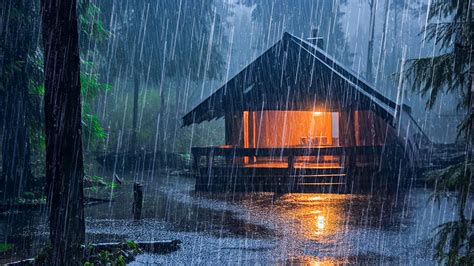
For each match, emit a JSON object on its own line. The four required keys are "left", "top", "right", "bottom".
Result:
{"left": 182, "top": 32, "right": 409, "bottom": 126}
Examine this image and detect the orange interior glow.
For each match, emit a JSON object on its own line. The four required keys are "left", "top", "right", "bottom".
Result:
{"left": 243, "top": 111, "right": 249, "bottom": 163}
{"left": 255, "top": 111, "right": 333, "bottom": 148}
{"left": 242, "top": 110, "right": 339, "bottom": 167}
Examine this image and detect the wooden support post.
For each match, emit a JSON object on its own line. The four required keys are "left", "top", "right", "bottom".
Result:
{"left": 205, "top": 150, "right": 214, "bottom": 188}
{"left": 132, "top": 182, "right": 143, "bottom": 220}
{"left": 348, "top": 110, "right": 357, "bottom": 172}
{"left": 286, "top": 155, "right": 295, "bottom": 192}
{"left": 288, "top": 155, "right": 294, "bottom": 176}
{"left": 206, "top": 150, "right": 214, "bottom": 171}
{"left": 192, "top": 153, "right": 199, "bottom": 174}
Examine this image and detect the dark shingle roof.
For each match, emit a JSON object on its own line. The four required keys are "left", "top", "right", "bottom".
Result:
{"left": 183, "top": 32, "right": 408, "bottom": 126}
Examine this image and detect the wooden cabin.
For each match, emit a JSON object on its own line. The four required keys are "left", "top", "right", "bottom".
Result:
{"left": 183, "top": 32, "right": 425, "bottom": 192}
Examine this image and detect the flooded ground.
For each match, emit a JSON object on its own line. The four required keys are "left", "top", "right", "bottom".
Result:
{"left": 0, "top": 171, "right": 462, "bottom": 264}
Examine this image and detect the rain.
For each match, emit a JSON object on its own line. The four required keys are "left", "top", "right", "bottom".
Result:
{"left": 0, "top": 0, "right": 473, "bottom": 265}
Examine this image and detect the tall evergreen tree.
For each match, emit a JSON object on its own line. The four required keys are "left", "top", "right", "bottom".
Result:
{"left": 40, "top": 0, "right": 85, "bottom": 263}
{"left": 0, "top": 0, "right": 36, "bottom": 200}
{"left": 98, "top": 0, "right": 225, "bottom": 152}
{"left": 404, "top": 0, "right": 473, "bottom": 263}
{"left": 405, "top": 1, "right": 472, "bottom": 139}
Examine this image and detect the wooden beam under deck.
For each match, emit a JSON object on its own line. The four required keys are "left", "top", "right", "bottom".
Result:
{"left": 191, "top": 145, "right": 392, "bottom": 157}
{"left": 191, "top": 145, "right": 405, "bottom": 192}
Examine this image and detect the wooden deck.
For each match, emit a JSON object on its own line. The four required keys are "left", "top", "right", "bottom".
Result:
{"left": 242, "top": 162, "right": 341, "bottom": 169}
{"left": 191, "top": 145, "right": 404, "bottom": 192}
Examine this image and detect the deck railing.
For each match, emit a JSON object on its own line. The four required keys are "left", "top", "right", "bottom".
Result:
{"left": 191, "top": 145, "right": 393, "bottom": 172}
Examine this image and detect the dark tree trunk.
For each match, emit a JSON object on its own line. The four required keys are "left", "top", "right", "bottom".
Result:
{"left": 0, "top": 0, "right": 34, "bottom": 201}
{"left": 132, "top": 182, "right": 143, "bottom": 220}
{"left": 366, "top": 0, "right": 377, "bottom": 82}
{"left": 40, "top": 0, "right": 85, "bottom": 264}
{"left": 469, "top": 7, "right": 474, "bottom": 152}
{"left": 467, "top": 41, "right": 473, "bottom": 166}
{"left": 375, "top": 0, "right": 390, "bottom": 86}
{"left": 1, "top": 84, "right": 31, "bottom": 200}
{"left": 131, "top": 73, "right": 140, "bottom": 154}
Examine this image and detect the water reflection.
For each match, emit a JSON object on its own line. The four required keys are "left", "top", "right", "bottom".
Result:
{"left": 271, "top": 194, "right": 357, "bottom": 241}
{"left": 1, "top": 174, "right": 458, "bottom": 264}
{"left": 285, "top": 255, "right": 343, "bottom": 265}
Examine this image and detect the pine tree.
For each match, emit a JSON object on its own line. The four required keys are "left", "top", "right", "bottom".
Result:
{"left": 0, "top": 0, "right": 36, "bottom": 201}
{"left": 404, "top": 0, "right": 473, "bottom": 263}
{"left": 40, "top": 0, "right": 85, "bottom": 263}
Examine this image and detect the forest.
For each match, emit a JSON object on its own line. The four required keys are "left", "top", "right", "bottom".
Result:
{"left": 0, "top": 0, "right": 472, "bottom": 265}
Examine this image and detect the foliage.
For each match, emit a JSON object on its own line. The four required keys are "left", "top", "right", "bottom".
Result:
{"left": 97, "top": 0, "right": 226, "bottom": 83}
{"left": 78, "top": 2, "right": 112, "bottom": 146}
{"left": 126, "top": 240, "right": 139, "bottom": 252}
{"left": 84, "top": 175, "right": 118, "bottom": 194}
{"left": 35, "top": 245, "right": 52, "bottom": 264}
{"left": 431, "top": 219, "right": 474, "bottom": 265}
{"left": 83, "top": 240, "right": 142, "bottom": 265}
{"left": 104, "top": 85, "right": 225, "bottom": 153}
{"left": 426, "top": 162, "right": 473, "bottom": 216}
{"left": 81, "top": 71, "right": 112, "bottom": 101}
{"left": 29, "top": 72, "right": 111, "bottom": 152}
{"left": 2, "top": 1, "right": 112, "bottom": 179}
{"left": 81, "top": 72, "right": 112, "bottom": 145}
{"left": 84, "top": 175, "right": 107, "bottom": 187}
{"left": 405, "top": 2, "right": 473, "bottom": 261}
{"left": 0, "top": 243, "right": 14, "bottom": 253}
{"left": 0, "top": 1, "right": 39, "bottom": 93}
{"left": 89, "top": 0, "right": 228, "bottom": 154}
{"left": 16, "top": 192, "right": 46, "bottom": 205}
{"left": 404, "top": 53, "right": 466, "bottom": 109}
{"left": 78, "top": 0, "right": 109, "bottom": 43}
{"left": 426, "top": 162, "right": 474, "bottom": 263}
{"left": 404, "top": 0, "right": 473, "bottom": 139}
{"left": 242, "top": 0, "right": 353, "bottom": 66}
{"left": 426, "top": 162, "right": 473, "bottom": 194}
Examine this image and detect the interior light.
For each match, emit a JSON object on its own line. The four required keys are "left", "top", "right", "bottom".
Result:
{"left": 316, "top": 215, "right": 325, "bottom": 230}
{"left": 308, "top": 196, "right": 322, "bottom": 201}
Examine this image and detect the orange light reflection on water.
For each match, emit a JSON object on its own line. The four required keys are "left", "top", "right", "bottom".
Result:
{"left": 286, "top": 255, "right": 349, "bottom": 266}
{"left": 278, "top": 193, "right": 356, "bottom": 241}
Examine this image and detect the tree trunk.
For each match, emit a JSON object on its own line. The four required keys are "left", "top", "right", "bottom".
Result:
{"left": 0, "top": 0, "right": 34, "bottom": 201}
{"left": 40, "top": 0, "right": 85, "bottom": 264}
{"left": 132, "top": 182, "right": 143, "bottom": 220}
{"left": 131, "top": 73, "right": 140, "bottom": 154}
{"left": 468, "top": 60, "right": 474, "bottom": 150}
{"left": 375, "top": 0, "right": 390, "bottom": 86}
{"left": 468, "top": 47, "right": 473, "bottom": 163}
{"left": 467, "top": 8, "right": 473, "bottom": 158}
{"left": 1, "top": 84, "right": 31, "bottom": 200}
{"left": 159, "top": 85, "right": 166, "bottom": 151}
{"left": 366, "top": 0, "right": 377, "bottom": 82}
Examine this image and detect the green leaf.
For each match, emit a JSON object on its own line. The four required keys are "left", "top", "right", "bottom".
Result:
{"left": 98, "top": 250, "right": 110, "bottom": 262}
{"left": 126, "top": 240, "right": 138, "bottom": 251}
{"left": 116, "top": 254, "right": 126, "bottom": 266}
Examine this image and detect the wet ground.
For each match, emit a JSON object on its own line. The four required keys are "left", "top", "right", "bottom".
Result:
{"left": 0, "top": 171, "right": 463, "bottom": 264}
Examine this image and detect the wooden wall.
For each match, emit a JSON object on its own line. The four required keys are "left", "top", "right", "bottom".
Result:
{"left": 225, "top": 110, "right": 397, "bottom": 148}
